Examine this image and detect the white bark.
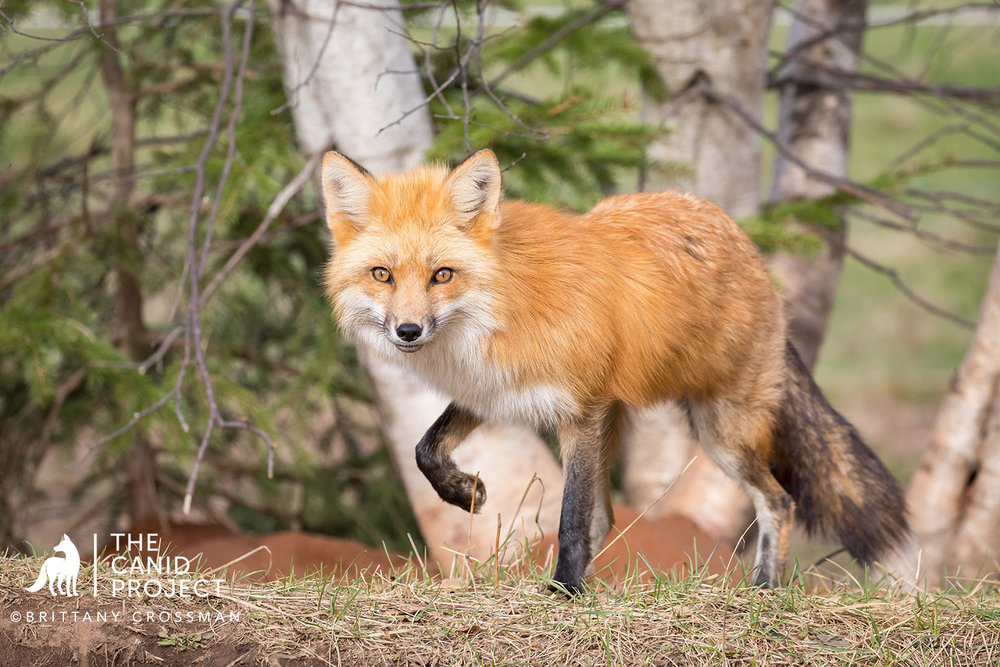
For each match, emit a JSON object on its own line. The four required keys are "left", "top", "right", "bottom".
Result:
{"left": 618, "top": 402, "right": 697, "bottom": 511}
{"left": 630, "top": 0, "right": 774, "bottom": 218}
{"left": 267, "top": 0, "right": 431, "bottom": 171}
{"left": 907, "top": 243, "right": 1000, "bottom": 583}
{"left": 267, "top": 0, "right": 563, "bottom": 570}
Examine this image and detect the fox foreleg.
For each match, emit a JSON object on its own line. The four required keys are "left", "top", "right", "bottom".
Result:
{"left": 416, "top": 402, "right": 486, "bottom": 513}
{"left": 551, "top": 403, "right": 616, "bottom": 596}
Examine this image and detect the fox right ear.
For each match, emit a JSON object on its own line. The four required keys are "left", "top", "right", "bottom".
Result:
{"left": 321, "top": 152, "right": 374, "bottom": 238}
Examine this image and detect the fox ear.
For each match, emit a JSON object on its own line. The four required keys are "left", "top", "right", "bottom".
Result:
{"left": 322, "top": 152, "right": 374, "bottom": 240}
{"left": 445, "top": 149, "right": 502, "bottom": 231}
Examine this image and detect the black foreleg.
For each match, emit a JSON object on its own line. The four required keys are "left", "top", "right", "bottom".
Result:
{"left": 551, "top": 403, "right": 616, "bottom": 595}
{"left": 415, "top": 402, "right": 486, "bottom": 512}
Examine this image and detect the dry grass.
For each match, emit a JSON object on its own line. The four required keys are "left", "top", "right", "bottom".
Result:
{"left": 2, "top": 552, "right": 1000, "bottom": 665}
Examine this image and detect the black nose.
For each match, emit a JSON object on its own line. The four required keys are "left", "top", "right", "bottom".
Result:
{"left": 396, "top": 323, "right": 422, "bottom": 342}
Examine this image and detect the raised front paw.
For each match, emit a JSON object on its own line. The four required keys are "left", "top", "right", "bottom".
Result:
{"left": 436, "top": 470, "right": 487, "bottom": 513}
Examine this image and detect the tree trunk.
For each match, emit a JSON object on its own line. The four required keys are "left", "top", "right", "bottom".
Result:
{"left": 630, "top": 0, "right": 774, "bottom": 218}
{"left": 267, "top": 0, "right": 564, "bottom": 571}
{"left": 100, "top": 0, "right": 160, "bottom": 528}
{"left": 907, "top": 243, "right": 1000, "bottom": 584}
{"left": 98, "top": 0, "right": 144, "bottom": 360}
{"left": 624, "top": 0, "right": 774, "bottom": 537}
{"left": 768, "top": 0, "right": 867, "bottom": 371}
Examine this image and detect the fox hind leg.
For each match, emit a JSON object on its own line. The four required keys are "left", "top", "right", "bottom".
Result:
{"left": 690, "top": 397, "right": 793, "bottom": 587}
{"left": 743, "top": 470, "right": 794, "bottom": 587}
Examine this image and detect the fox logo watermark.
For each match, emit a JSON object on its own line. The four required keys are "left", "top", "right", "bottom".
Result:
{"left": 25, "top": 534, "right": 81, "bottom": 597}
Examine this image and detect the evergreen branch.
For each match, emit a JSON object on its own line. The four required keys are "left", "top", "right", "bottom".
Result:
{"left": 200, "top": 152, "right": 323, "bottom": 306}
{"left": 0, "top": 7, "right": 220, "bottom": 82}
{"left": 94, "top": 151, "right": 321, "bottom": 378}
{"left": 41, "top": 369, "right": 88, "bottom": 449}
{"left": 704, "top": 75, "right": 997, "bottom": 326}
{"left": 0, "top": 245, "right": 64, "bottom": 291}
{"left": 486, "top": 0, "right": 627, "bottom": 91}
{"left": 77, "top": 390, "right": 178, "bottom": 464}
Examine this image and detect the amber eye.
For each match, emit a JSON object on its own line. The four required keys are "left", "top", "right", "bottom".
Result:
{"left": 432, "top": 267, "right": 454, "bottom": 284}
{"left": 371, "top": 267, "right": 392, "bottom": 284}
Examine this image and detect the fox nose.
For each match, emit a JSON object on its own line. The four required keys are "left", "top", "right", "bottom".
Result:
{"left": 396, "top": 323, "right": 422, "bottom": 342}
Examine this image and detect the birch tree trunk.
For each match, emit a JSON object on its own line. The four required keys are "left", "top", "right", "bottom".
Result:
{"left": 906, "top": 244, "right": 1000, "bottom": 585}
{"left": 100, "top": 0, "right": 164, "bottom": 529}
{"left": 768, "top": 0, "right": 867, "bottom": 371}
{"left": 266, "top": 0, "right": 563, "bottom": 571}
{"left": 624, "top": 0, "right": 774, "bottom": 539}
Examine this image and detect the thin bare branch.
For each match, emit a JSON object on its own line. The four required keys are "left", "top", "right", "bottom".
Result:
{"left": 849, "top": 209, "right": 997, "bottom": 256}
{"left": 841, "top": 242, "right": 976, "bottom": 330}
{"left": 77, "top": 390, "right": 177, "bottom": 464}
{"left": 201, "top": 152, "right": 322, "bottom": 304}
{"left": 702, "top": 82, "right": 914, "bottom": 219}
{"left": 177, "top": 0, "right": 276, "bottom": 514}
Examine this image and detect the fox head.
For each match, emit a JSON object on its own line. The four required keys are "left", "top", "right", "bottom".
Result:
{"left": 321, "top": 150, "right": 503, "bottom": 356}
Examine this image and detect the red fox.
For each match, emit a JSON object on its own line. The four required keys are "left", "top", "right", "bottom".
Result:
{"left": 320, "top": 149, "right": 908, "bottom": 593}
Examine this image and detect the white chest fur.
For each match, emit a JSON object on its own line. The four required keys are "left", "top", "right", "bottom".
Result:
{"left": 386, "top": 331, "right": 577, "bottom": 428}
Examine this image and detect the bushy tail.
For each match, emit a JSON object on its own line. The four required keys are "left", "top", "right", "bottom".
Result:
{"left": 25, "top": 564, "right": 48, "bottom": 592}
{"left": 771, "top": 341, "right": 909, "bottom": 564}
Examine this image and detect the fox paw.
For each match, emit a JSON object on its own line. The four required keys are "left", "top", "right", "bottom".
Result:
{"left": 437, "top": 471, "right": 487, "bottom": 513}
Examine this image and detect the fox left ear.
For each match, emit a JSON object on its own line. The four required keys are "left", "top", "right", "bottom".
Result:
{"left": 445, "top": 149, "right": 502, "bottom": 231}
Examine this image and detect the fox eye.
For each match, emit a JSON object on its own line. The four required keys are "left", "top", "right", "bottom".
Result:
{"left": 371, "top": 267, "right": 392, "bottom": 284}
{"left": 431, "top": 267, "right": 454, "bottom": 284}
